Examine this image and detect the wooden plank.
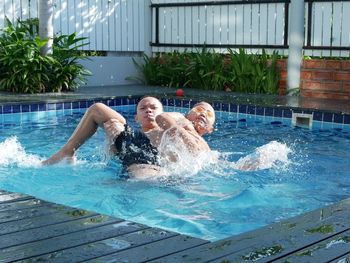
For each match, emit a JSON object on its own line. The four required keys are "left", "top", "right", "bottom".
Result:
{"left": 331, "top": 1, "right": 342, "bottom": 57}
{"left": 0, "top": 201, "right": 90, "bottom": 224}
{"left": 87, "top": 234, "right": 209, "bottom": 263}
{"left": 132, "top": 0, "right": 139, "bottom": 51}
{"left": 120, "top": 0, "right": 127, "bottom": 51}
{"left": 329, "top": 252, "right": 350, "bottom": 263}
{"left": 59, "top": 0, "right": 68, "bottom": 35}
{"left": 235, "top": 4, "right": 244, "bottom": 45}
{"left": 340, "top": 2, "right": 350, "bottom": 57}
{"left": 126, "top": 0, "right": 133, "bottom": 51}
{"left": 115, "top": 0, "right": 122, "bottom": 51}
{"left": 0, "top": 197, "right": 43, "bottom": 212}
{"left": 251, "top": 3, "right": 259, "bottom": 45}
{"left": 80, "top": 0, "right": 89, "bottom": 50}
{"left": 102, "top": 0, "right": 109, "bottom": 51}
{"left": 0, "top": 220, "right": 147, "bottom": 262}
{"left": 0, "top": 192, "right": 33, "bottom": 204}
{"left": 274, "top": 230, "right": 350, "bottom": 263}
{"left": 23, "top": 227, "right": 178, "bottom": 262}
{"left": 0, "top": 206, "right": 97, "bottom": 236}
{"left": 147, "top": 198, "right": 350, "bottom": 263}
{"left": 95, "top": 0, "right": 103, "bottom": 51}
{"left": 312, "top": 2, "right": 322, "bottom": 57}
{"left": 0, "top": 214, "right": 119, "bottom": 249}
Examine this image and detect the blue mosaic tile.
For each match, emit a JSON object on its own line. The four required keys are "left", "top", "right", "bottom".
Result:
{"left": 128, "top": 98, "right": 137, "bottom": 105}
{"left": 274, "top": 108, "right": 283, "bottom": 117}
{"left": 344, "top": 114, "right": 350, "bottom": 124}
{"left": 283, "top": 109, "right": 292, "bottom": 118}
{"left": 247, "top": 105, "right": 255, "bottom": 115}
{"left": 87, "top": 100, "right": 94, "bottom": 107}
{"left": 114, "top": 98, "right": 122, "bottom": 106}
{"left": 175, "top": 99, "right": 182, "bottom": 107}
{"left": 47, "top": 103, "right": 56, "bottom": 111}
{"left": 221, "top": 103, "right": 229, "bottom": 112}
{"left": 265, "top": 107, "right": 274, "bottom": 117}
{"left": 255, "top": 106, "right": 264, "bottom": 116}
{"left": 12, "top": 105, "right": 21, "bottom": 113}
{"left": 313, "top": 111, "right": 323, "bottom": 121}
{"left": 30, "top": 104, "right": 39, "bottom": 112}
{"left": 188, "top": 100, "right": 195, "bottom": 108}
{"left": 229, "top": 104, "right": 238, "bottom": 112}
{"left": 323, "top": 112, "right": 333, "bottom": 122}
{"left": 333, "top": 113, "right": 344, "bottom": 124}
{"left": 213, "top": 102, "right": 221, "bottom": 111}
{"left": 21, "top": 105, "right": 30, "bottom": 112}
{"left": 168, "top": 99, "right": 175, "bottom": 107}
{"left": 56, "top": 103, "right": 63, "bottom": 110}
{"left": 182, "top": 100, "right": 190, "bottom": 108}
{"left": 72, "top": 102, "right": 80, "bottom": 109}
{"left": 122, "top": 98, "right": 128, "bottom": 105}
{"left": 64, "top": 102, "right": 72, "bottom": 109}
{"left": 107, "top": 99, "right": 114, "bottom": 107}
{"left": 38, "top": 104, "right": 46, "bottom": 111}
{"left": 160, "top": 98, "right": 167, "bottom": 105}
{"left": 0, "top": 106, "right": 2, "bottom": 114}
{"left": 238, "top": 105, "right": 247, "bottom": 114}
{"left": 3, "top": 105, "right": 12, "bottom": 114}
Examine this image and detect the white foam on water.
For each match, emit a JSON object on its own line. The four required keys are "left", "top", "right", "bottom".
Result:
{"left": 0, "top": 136, "right": 43, "bottom": 168}
{"left": 157, "top": 128, "right": 219, "bottom": 177}
{"left": 234, "top": 141, "right": 292, "bottom": 171}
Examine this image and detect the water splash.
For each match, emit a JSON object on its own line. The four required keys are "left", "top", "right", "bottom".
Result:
{"left": 158, "top": 128, "right": 219, "bottom": 177}
{"left": 234, "top": 141, "right": 292, "bottom": 171}
{"left": 0, "top": 136, "right": 42, "bottom": 168}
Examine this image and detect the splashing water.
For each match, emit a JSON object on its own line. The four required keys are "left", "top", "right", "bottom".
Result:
{"left": 157, "top": 127, "right": 219, "bottom": 177}
{"left": 0, "top": 136, "right": 43, "bottom": 168}
{"left": 234, "top": 141, "right": 291, "bottom": 171}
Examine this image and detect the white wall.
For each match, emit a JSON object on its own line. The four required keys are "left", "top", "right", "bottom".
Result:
{"left": 79, "top": 56, "right": 143, "bottom": 86}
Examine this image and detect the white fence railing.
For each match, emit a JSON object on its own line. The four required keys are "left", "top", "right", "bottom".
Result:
{"left": 151, "top": 0, "right": 350, "bottom": 57}
{"left": 0, "top": 0, "right": 148, "bottom": 52}
{"left": 0, "top": 0, "right": 349, "bottom": 57}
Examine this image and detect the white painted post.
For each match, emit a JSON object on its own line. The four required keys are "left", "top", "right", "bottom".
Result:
{"left": 144, "top": 0, "right": 152, "bottom": 56}
{"left": 287, "top": 0, "right": 305, "bottom": 94}
{"left": 39, "top": 0, "right": 54, "bottom": 55}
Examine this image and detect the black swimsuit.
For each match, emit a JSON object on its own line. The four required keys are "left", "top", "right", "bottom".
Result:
{"left": 114, "top": 124, "right": 159, "bottom": 167}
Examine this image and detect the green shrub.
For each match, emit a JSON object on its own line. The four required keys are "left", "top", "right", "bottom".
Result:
{"left": 131, "top": 47, "right": 280, "bottom": 94}
{"left": 0, "top": 17, "right": 90, "bottom": 93}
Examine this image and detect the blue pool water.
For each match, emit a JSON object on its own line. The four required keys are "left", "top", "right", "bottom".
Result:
{"left": 1, "top": 104, "right": 350, "bottom": 241}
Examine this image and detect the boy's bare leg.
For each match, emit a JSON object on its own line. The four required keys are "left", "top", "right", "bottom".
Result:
{"left": 42, "top": 103, "right": 126, "bottom": 165}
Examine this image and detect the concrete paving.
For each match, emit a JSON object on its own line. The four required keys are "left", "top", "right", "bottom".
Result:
{"left": 1, "top": 84, "right": 350, "bottom": 114}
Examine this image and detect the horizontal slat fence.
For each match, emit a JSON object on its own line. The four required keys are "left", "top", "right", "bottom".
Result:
{"left": 0, "top": 0, "right": 349, "bottom": 56}
{"left": 0, "top": 0, "right": 147, "bottom": 52}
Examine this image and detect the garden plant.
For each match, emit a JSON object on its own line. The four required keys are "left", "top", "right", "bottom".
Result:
{"left": 0, "top": 18, "right": 90, "bottom": 93}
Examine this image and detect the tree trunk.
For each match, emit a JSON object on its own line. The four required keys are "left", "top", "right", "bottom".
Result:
{"left": 39, "top": 0, "right": 54, "bottom": 55}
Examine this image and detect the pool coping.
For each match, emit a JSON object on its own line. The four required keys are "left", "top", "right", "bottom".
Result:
{"left": 1, "top": 92, "right": 350, "bottom": 125}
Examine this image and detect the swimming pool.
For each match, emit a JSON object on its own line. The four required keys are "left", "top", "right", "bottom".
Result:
{"left": 0, "top": 97, "right": 350, "bottom": 241}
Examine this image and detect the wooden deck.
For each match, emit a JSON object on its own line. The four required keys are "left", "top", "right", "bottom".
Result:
{"left": 0, "top": 189, "right": 349, "bottom": 263}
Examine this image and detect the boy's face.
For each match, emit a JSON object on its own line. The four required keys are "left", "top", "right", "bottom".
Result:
{"left": 135, "top": 97, "right": 163, "bottom": 130}
{"left": 187, "top": 102, "right": 215, "bottom": 136}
